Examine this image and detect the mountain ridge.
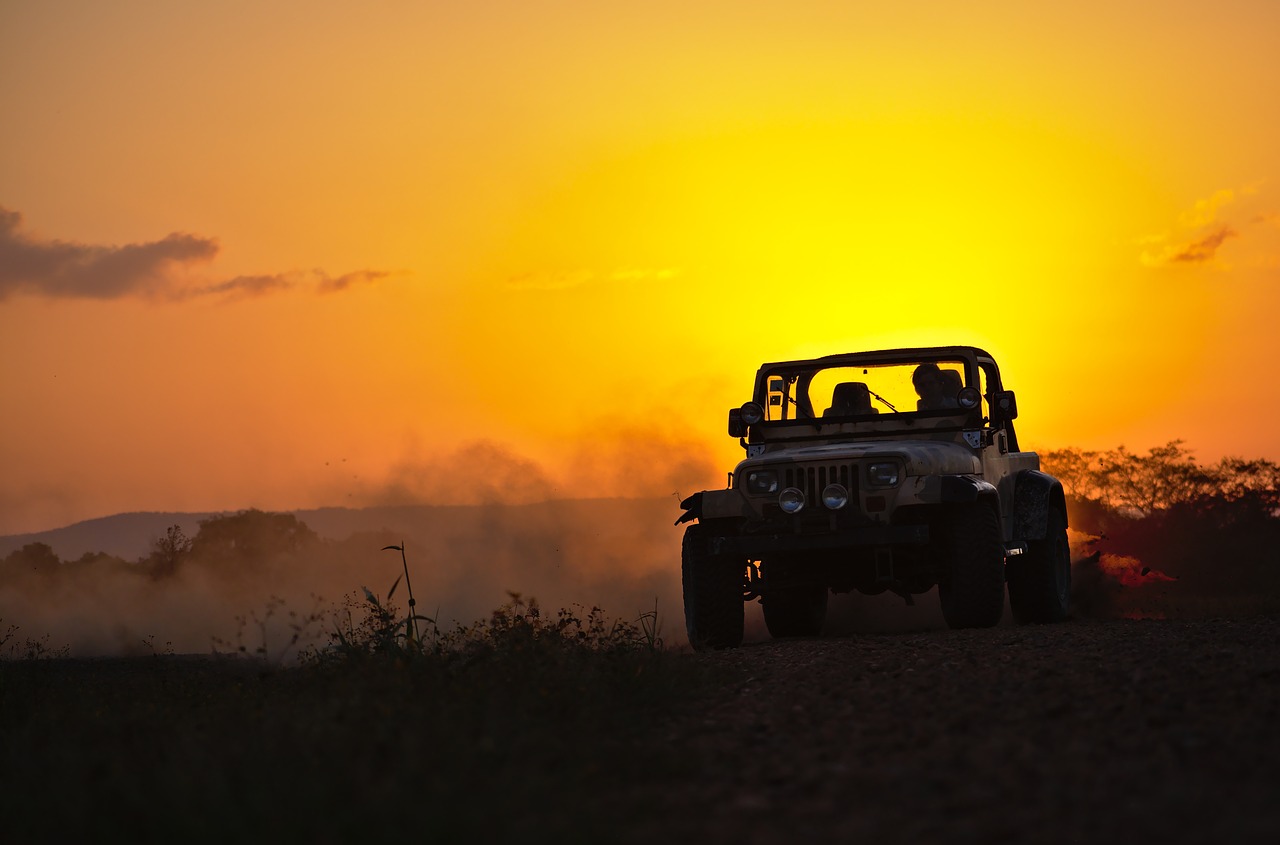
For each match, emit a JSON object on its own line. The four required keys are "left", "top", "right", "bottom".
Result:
{"left": 0, "top": 498, "right": 678, "bottom": 561}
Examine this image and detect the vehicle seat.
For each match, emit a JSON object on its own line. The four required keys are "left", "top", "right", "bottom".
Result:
{"left": 825, "top": 382, "right": 877, "bottom": 416}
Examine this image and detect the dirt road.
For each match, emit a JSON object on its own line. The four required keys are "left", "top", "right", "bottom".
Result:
{"left": 634, "top": 616, "right": 1280, "bottom": 844}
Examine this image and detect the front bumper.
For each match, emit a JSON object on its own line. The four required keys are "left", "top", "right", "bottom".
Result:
{"left": 709, "top": 523, "right": 929, "bottom": 557}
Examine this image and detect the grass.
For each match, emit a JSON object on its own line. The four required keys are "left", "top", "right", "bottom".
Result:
{"left": 0, "top": 587, "right": 707, "bottom": 844}
{"left": 1, "top": 620, "right": 70, "bottom": 661}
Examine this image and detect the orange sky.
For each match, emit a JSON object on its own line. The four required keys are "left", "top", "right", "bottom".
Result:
{"left": 2, "top": 0, "right": 1278, "bottom": 535}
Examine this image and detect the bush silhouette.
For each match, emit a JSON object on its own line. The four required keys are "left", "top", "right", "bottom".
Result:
{"left": 1041, "top": 441, "right": 1280, "bottom": 609}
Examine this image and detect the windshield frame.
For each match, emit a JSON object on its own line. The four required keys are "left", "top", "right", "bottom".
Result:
{"left": 745, "top": 346, "right": 1008, "bottom": 444}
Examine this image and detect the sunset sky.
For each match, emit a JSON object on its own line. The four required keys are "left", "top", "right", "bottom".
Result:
{"left": 2, "top": 0, "right": 1278, "bottom": 535}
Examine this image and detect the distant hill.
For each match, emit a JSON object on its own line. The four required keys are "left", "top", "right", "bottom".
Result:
{"left": 0, "top": 499, "right": 678, "bottom": 561}
{"left": 0, "top": 512, "right": 224, "bottom": 561}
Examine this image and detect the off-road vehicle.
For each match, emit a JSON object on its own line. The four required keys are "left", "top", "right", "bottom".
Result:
{"left": 677, "top": 346, "right": 1070, "bottom": 650}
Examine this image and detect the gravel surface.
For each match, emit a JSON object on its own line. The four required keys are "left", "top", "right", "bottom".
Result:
{"left": 635, "top": 616, "right": 1280, "bottom": 844}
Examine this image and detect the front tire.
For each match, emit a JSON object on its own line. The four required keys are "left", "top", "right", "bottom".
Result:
{"left": 682, "top": 524, "right": 745, "bottom": 650}
{"left": 937, "top": 502, "right": 1005, "bottom": 629}
{"left": 1008, "top": 507, "right": 1071, "bottom": 624}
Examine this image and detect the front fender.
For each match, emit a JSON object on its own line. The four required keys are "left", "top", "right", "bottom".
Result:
{"left": 1013, "top": 470, "right": 1067, "bottom": 540}
{"left": 675, "top": 488, "right": 750, "bottom": 525}
{"left": 675, "top": 492, "right": 703, "bottom": 525}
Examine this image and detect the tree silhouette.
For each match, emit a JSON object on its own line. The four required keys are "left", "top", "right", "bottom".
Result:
{"left": 187, "top": 510, "right": 318, "bottom": 571}
{"left": 1041, "top": 441, "right": 1280, "bottom": 608}
{"left": 0, "top": 542, "right": 63, "bottom": 580}
{"left": 142, "top": 525, "right": 193, "bottom": 579}
{"left": 1040, "top": 440, "right": 1228, "bottom": 516}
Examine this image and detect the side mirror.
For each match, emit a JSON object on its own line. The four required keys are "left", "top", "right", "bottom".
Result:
{"left": 991, "top": 390, "right": 1018, "bottom": 422}
{"left": 729, "top": 402, "right": 764, "bottom": 437}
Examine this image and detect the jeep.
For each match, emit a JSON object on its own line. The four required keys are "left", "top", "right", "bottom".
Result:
{"left": 676, "top": 346, "right": 1070, "bottom": 650}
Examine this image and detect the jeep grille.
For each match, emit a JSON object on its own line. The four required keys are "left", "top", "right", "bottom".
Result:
{"left": 783, "top": 464, "right": 860, "bottom": 504}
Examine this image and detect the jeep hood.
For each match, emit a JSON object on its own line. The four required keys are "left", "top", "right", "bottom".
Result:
{"left": 745, "top": 440, "right": 981, "bottom": 476}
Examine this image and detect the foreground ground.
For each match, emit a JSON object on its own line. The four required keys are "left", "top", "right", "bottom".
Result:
{"left": 3, "top": 615, "right": 1278, "bottom": 843}
{"left": 650, "top": 615, "right": 1280, "bottom": 844}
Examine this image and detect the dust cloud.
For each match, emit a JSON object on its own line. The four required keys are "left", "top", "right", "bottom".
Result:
{"left": 0, "top": 498, "right": 695, "bottom": 658}
{"left": 0, "top": 437, "right": 719, "bottom": 658}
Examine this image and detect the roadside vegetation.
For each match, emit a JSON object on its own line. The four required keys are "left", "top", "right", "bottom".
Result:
{"left": 1041, "top": 441, "right": 1280, "bottom": 617}
{"left": 1, "top": 582, "right": 708, "bottom": 843}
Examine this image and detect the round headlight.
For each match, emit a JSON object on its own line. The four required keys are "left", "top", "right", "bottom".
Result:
{"left": 740, "top": 402, "right": 765, "bottom": 425}
{"left": 958, "top": 386, "right": 982, "bottom": 409}
{"left": 778, "top": 487, "right": 806, "bottom": 514}
{"left": 822, "top": 483, "right": 850, "bottom": 510}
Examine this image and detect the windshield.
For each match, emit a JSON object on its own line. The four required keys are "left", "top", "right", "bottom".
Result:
{"left": 762, "top": 359, "right": 976, "bottom": 422}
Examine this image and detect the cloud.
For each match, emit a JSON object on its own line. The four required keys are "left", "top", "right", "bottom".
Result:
{"left": 0, "top": 206, "right": 218, "bottom": 300}
{"left": 1141, "top": 225, "right": 1238, "bottom": 267}
{"left": 1177, "top": 189, "right": 1235, "bottom": 228}
{"left": 1138, "top": 185, "right": 1275, "bottom": 269}
{"left": 316, "top": 269, "right": 389, "bottom": 293}
{"left": 1170, "top": 226, "right": 1238, "bottom": 262}
{"left": 196, "top": 269, "right": 389, "bottom": 300}
{"left": 0, "top": 206, "right": 386, "bottom": 301}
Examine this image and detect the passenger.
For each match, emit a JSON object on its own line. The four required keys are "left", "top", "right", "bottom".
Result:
{"left": 825, "top": 382, "right": 877, "bottom": 416}
{"left": 912, "top": 363, "right": 947, "bottom": 410}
